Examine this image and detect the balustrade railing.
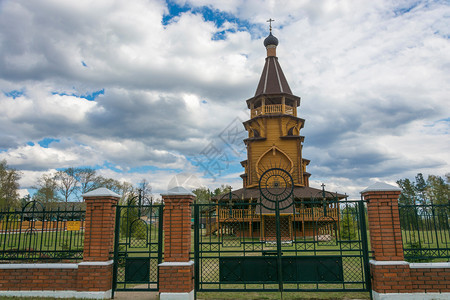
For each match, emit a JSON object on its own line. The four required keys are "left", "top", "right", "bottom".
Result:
{"left": 218, "top": 207, "right": 339, "bottom": 221}
{"left": 297, "top": 207, "right": 339, "bottom": 220}
{"left": 251, "top": 104, "right": 295, "bottom": 118}
{"left": 219, "top": 208, "right": 256, "bottom": 220}
{"left": 264, "top": 104, "right": 282, "bottom": 114}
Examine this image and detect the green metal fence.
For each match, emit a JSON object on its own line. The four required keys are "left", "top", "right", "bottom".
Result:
{"left": 0, "top": 201, "right": 85, "bottom": 261}
{"left": 193, "top": 198, "right": 371, "bottom": 292}
{"left": 399, "top": 202, "right": 450, "bottom": 262}
{"left": 112, "top": 197, "right": 163, "bottom": 293}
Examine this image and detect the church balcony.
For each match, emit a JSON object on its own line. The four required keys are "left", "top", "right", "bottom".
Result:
{"left": 217, "top": 207, "right": 338, "bottom": 222}
{"left": 251, "top": 104, "right": 296, "bottom": 118}
{"left": 218, "top": 208, "right": 258, "bottom": 220}
{"left": 296, "top": 207, "right": 339, "bottom": 220}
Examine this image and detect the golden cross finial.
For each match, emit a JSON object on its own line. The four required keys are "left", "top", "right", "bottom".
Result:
{"left": 267, "top": 18, "right": 275, "bottom": 33}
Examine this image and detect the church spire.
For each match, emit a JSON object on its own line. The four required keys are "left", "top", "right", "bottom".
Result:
{"left": 253, "top": 26, "right": 294, "bottom": 97}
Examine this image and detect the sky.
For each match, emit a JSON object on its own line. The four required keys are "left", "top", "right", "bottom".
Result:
{"left": 0, "top": 0, "right": 449, "bottom": 199}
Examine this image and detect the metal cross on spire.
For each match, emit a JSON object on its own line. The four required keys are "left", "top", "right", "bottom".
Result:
{"left": 267, "top": 18, "right": 275, "bottom": 32}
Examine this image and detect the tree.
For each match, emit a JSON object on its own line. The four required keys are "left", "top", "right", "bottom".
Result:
{"left": 33, "top": 174, "right": 61, "bottom": 204}
{"left": 138, "top": 179, "right": 152, "bottom": 203}
{"left": 397, "top": 173, "right": 449, "bottom": 205}
{"left": 33, "top": 169, "right": 136, "bottom": 205}
{"left": 425, "top": 174, "right": 449, "bottom": 205}
{"left": 96, "top": 177, "right": 134, "bottom": 204}
{"left": 0, "top": 160, "right": 21, "bottom": 210}
{"left": 20, "top": 194, "right": 31, "bottom": 207}
{"left": 55, "top": 168, "right": 79, "bottom": 205}
{"left": 75, "top": 168, "right": 100, "bottom": 196}
{"left": 193, "top": 187, "right": 212, "bottom": 204}
{"left": 397, "top": 173, "right": 450, "bottom": 230}
{"left": 397, "top": 178, "right": 416, "bottom": 205}
{"left": 415, "top": 173, "right": 427, "bottom": 205}
{"left": 120, "top": 194, "right": 147, "bottom": 239}
{"left": 213, "top": 184, "right": 232, "bottom": 198}
{"left": 340, "top": 206, "right": 357, "bottom": 240}
{"left": 425, "top": 174, "right": 450, "bottom": 229}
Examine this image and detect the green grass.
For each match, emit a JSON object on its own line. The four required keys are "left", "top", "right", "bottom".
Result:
{"left": 0, "top": 230, "right": 84, "bottom": 262}
{"left": 0, "top": 297, "right": 83, "bottom": 300}
{"left": 196, "top": 291, "right": 370, "bottom": 299}
{"left": 0, "top": 292, "right": 371, "bottom": 299}
{"left": 0, "top": 230, "right": 84, "bottom": 251}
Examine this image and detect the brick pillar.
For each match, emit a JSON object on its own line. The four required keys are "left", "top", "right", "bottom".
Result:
{"left": 159, "top": 187, "right": 195, "bottom": 300}
{"left": 79, "top": 187, "right": 120, "bottom": 297}
{"left": 361, "top": 182, "right": 412, "bottom": 298}
{"left": 362, "top": 183, "right": 403, "bottom": 261}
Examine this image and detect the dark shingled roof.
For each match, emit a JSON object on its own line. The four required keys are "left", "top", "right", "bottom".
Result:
{"left": 264, "top": 32, "right": 279, "bottom": 47}
{"left": 213, "top": 186, "right": 346, "bottom": 202}
{"left": 254, "top": 56, "right": 292, "bottom": 97}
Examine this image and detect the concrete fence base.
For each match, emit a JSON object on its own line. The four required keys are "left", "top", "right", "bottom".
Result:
{"left": 0, "top": 261, "right": 113, "bottom": 299}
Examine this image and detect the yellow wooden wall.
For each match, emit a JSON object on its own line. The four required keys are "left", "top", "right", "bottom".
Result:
{"left": 244, "top": 116, "right": 308, "bottom": 188}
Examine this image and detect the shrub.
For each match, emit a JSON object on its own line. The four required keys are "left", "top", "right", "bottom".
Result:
{"left": 405, "top": 241, "right": 432, "bottom": 262}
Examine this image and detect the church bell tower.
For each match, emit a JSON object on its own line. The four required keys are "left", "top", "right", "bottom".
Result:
{"left": 240, "top": 29, "right": 311, "bottom": 189}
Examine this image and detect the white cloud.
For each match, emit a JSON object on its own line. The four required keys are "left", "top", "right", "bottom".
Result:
{"left": 0, "top": 0, "right": 448, "bottom": 197}
{"left": 0, "top": 141, "right": 99, "bottom": 171}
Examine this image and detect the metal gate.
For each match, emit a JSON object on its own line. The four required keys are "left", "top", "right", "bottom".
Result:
{"left": 194, "top": 168, "right": 371, "bottom": 293}
{"left": 112, "top": 194, "right": 163, "bottom": 294}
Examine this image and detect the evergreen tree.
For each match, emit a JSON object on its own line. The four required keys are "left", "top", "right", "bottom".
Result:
{"left": 193, "top": 187, "right": 212, "bottom": 204}
{"left": 397, "top": 173, "right": 450, "bottom": 230}
{"left": 415, "top": 173, "right": 427, "bottom": 205}
{"left": 340, "top": 206, "right": 357, "bottom": 240}
{"left": 397, "top": 178, "right": 416, "bottom": 205}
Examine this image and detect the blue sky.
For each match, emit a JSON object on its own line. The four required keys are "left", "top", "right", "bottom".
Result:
{"left": 0, "top": 0, "right": 449, "bottom": 198}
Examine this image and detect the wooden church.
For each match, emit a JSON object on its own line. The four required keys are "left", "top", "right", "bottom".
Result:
{"left": 209, "top": 28, "right": 345, "bottom": 241}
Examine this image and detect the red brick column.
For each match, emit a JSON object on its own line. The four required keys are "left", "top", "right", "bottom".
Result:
{"left": 79, "top": 187, "right": 120, "bottom": 296}
{"left": 362, "top": 182, "right": 450, "bottom": 299}
{"left": 82, "top": 188, "right": 119, "bottom": 262}
{"left": 362, "top": 183, "right": 403, "bottom": 261}
{"left": 159, "top": 187, "right": 195, "bottom": 300}
{"left": 362, "top": 183, "right": 411, "bottom": 298}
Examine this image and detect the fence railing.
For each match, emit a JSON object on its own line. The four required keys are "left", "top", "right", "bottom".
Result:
{"left": 0, "top": 201, "right": 85, "bottom": 261}
{"left": 399, "top": 202, "right": 450, "bottom": 262}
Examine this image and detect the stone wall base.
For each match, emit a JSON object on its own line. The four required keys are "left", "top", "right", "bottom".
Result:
{"left": 0, "top": 261, "right": 113, "bottom": 298}
{"left": 373, "top": 291, "right": 450, "bottom": 300}
{"left": 160, "top": 290, "right": 194, "bottom": 300}
{"left": 0, "top": 290, "right": 111, "bottom": 299}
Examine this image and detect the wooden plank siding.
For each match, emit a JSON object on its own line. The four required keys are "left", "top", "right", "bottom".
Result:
{"left": 247, "top": 117, "right": 305, "bottom": 186}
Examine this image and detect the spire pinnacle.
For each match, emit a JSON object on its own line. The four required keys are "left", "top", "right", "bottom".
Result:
{"left": 263, "top": 18, "right": 278, "bottom": 56}
{"left": 267, "top": 18, "right": 275, "bottom": 33}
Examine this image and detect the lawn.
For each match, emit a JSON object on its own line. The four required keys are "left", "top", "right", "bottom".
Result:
{"left": 0, "top": 229, "right": 84, "bottom": 260}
